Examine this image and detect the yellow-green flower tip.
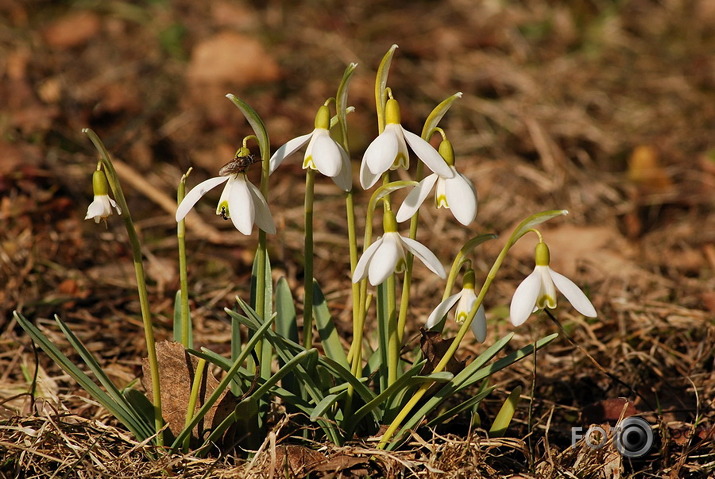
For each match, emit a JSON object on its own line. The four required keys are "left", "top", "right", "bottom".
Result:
{"left": 535, "top": 241, "right": 550, "bottom": 266}
{"left": 314, "top": 105, "right": 331, "bottom": 130}
{"left": 438, "top": 139, "right": 455, "bottom": 166}
{"left": 92, "top": 169, "right": 110, "bottom": 196}
{"left": 235, "top": 146, "right": 251, "bottom": 158}
{"left": 463, "top": 269, "right": 475, "bottom": 289}
{"left": 383, "top": 209, "right": 399, "bottom": 232}
{"left": 385, "top": 98, "right": 401, "bottom": 125}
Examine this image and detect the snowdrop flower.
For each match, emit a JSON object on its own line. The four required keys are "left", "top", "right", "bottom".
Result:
{"left": 396, "top": 139, "right": 477, "bottom": 226}
{"left": 353, "top": 210, "right": 445, "bottom": 286}
{"left": 510, "top": 241, "right": 597, "bottom": 326}
{"left": 426, "top": 269, "right": 487, "bottom": 342}
{"left": 269, "top": 105, "right": 352, "bottom": 191}
{"left": 85, "top": 169, "right": 121, "bottom": 224}
{"left": 360, "top": 98, "right": 454, "bottom": 189}
{"left": 176, "top": 148, "right": 275, "bottom": 235}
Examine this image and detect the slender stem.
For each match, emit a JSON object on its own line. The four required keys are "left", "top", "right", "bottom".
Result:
{"left": 303, "top": 168, "right": 316, "bottom": 349}
{"left": 397, "top": 161, "right": 424, "bottom": 341}
{"left": 378, "top": 232, "right": 515, "bottom": 448}
{"left": 386, "top": 274, "right": 399, "bottom": 386}
{"left": 177, "top": 170, "right": 191, "bottom": 348}
{"left": 183, "top": 358, "right": 207, "bottom": 452}
{"left": 82, "top": 129, "right": 163, "bottom": 446}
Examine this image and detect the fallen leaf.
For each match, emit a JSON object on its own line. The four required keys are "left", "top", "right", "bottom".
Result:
{"left": 42, "top": 11, "right": 102, "bottom": 50}
{"left": 187, "top": 32, "right": 281, "bottom": 87}
{"left": 141, "top": 341, "right": 236, "bottom": 442}
{"left": 419, "top": 329, "right": 465, "bottom": 376}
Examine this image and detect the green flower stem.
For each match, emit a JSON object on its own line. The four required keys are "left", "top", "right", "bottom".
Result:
{"left": 183, "top": 357, "right": 207, "bottom": 452}
{"left": 378, "top": 235, "right": 519, "bottom": 448}
{"left": 82, "top": 128, "right": 163, "bottom": 446}
{"left": 386, "top": 274, "right": 399, "bottom": 386}
{"left": 177, "top": 170, "right": 192, "bottom": 348}
{"left": 303, "top": 168, "right": 316, "bottom": 349}
{"left": 378, "top": 210, "right": 567, "bottom": 447}
{"left": 396, "top": 161, "right": 424, "bottom": 341}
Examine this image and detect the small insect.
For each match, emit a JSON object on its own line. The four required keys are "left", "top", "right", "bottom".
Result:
{"left": 219, "top": 153, "right": 260, "bottom": 176}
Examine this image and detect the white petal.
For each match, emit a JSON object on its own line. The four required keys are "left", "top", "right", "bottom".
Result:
{"left": 363, "top": 130, "right": 398, "bottom": 177}
{"left": 227, "top": 176, "right": 254, "bottom": 235}
{"left": 307, "top": 130, "right": 342, "bottom": 177}
{"left": 360, "top": 160, "right": 381, "bottom": 189}
{"left": 509, "top": 270, "right": 541, "bottom": 326}
{"left": 246, "top": 180, "right": 276, "bottom": 234}
{"left": 425, "top": 293, "right": 461, "bottom": 329}
{"left": 445, "top": 172, "right": 478, "bottom": 225}
{"left": 536, "top": 266, "right": 557, "bottom": 310}
{"left": 85, "top": 197, "right": 109, "bottom": 222}
{"left": 332, "top": 146, "right": 353, "bottom": 191}
{"left": 549, "top": 269, "right": 597, "bottom": 318}
{"left": 395, "top": 174, "right": 439, "bottom": 223}
{"left": 401, "top": 128, "right": 454, "bottom": 178}
{"left": 269, "top": 132, "right": 313, "bottom": 174}
{"left": 368, "top": 234, "right": 403, "bottom": 285}
{"left": 353, "top": 237, "right": 384, "bottom": 283}
{"left": 469, "top": 305, "right": 487, "bottom": 342}
{"left": 176, "top": 176, "right": 229, "bottom": 221}
{"left": 399, "top": 236, "right": 446, "bottom": 278}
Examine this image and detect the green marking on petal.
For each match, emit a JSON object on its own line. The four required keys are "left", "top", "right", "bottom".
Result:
{"left": 435, "top": 194, "right": 448, "bottom": 208}
{"left": 391, "top": 152, "right": 409, "bottom": 170}
{"left": 303, "top": 155, "right": 316, "bottom": 169}
{"left": 216, "top": 200, "right": 230, "bottom": 219}
{"left": 394, "top": 257, "right": 406, "bottom": 274}
{"left": 455, "top": 311, "right": 468, "bottom": 324}
{"left": 536, "top": 294, "right": 556, "bottom": 310}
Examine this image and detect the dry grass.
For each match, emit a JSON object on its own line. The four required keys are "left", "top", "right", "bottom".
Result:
{"left": 1, "top": 0, "right": 714, "bottom": 477}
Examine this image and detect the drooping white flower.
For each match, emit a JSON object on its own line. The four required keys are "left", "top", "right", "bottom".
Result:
{"left": 510, "top": 242, "right": 597, "bottom": 326}
{"left": 269, "top": 105, "right": 352, "bottom": 191}
{"left": 353, "top": 211, "right": 445, "bottom": 286}
{"left": 426, "top": 270, "right": 487, "bottom": 341}
{"left": 360, "top": 98, "right": 454, "bottom": 189}
{"left": 85, "top": 169, "right": 121, "bottom": 224}
{"left": 176, "top": 151, "right": 275, "bottom": 235}
{"left": 396, "top": 139, "right": 477, "bottom": 225}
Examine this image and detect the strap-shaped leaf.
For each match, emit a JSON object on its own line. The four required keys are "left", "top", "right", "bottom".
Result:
{"left": 311, "top": 391, "right": 346, "bottom": 422}
{"left": 14, "top": 312, "right": 153, "bottom": 440}
{"left": 421, "top": 92, "right": 463, "bottom": 140}
{"left": 225, "top": 94, "right": 269, "bottom": 162}
{"left": 171, "top": 313, "right": 275, "bottom": 450}
{"left": 312, "top": 280, "right": 349, "bottom": 369}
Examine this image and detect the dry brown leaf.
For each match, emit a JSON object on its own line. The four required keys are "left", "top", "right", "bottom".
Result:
{"left": 419, "top": 329, "right": 465, "bottom": 376}
{"left": 42, "top": 11, "right": 101, "bottom": 50}
{"left": 141, "top": 341, "right": 236, "bottom": 441}
{"left": 187, "top": 32, "right": 280, "bottom": 87}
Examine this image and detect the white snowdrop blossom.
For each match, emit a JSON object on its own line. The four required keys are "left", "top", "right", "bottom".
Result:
{"left": 510, "top": 242, "right": 597, "bottom": 326}
{"left": 85, "top": 169, "right": 121, "bottom": 224}
{"left": 360, "top": 98, "right": 454, "bottom": 189}
{"left": 176, "top": 153, "right": 275, "bottom": 235}
{"left": 425, "top": 270, "right": 487, "bottom": 342}
{"left": 269, "top": 105, "right": 352, "bottom": 191}
{"left": 353, "top": 211, "right": 445, "bottom": 286}
{"left": 396, "top": 139, "right": 477, "bottom": 225}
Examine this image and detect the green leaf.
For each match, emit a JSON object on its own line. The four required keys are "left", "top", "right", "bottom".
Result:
{"left": 421, "top": 92, "right": 463, "bottom": 140}
{"left": 375, "top": 44, "right": 399, "bottom": 131}
{"left": 386, "top": 333, "right": 558, "bottom": 450}
{"left": 311, "top": 391, "right": 346, "bottom": 422}
{"left": 489, "top": 385, "right": 522, "bottom": 437}
{"left": 171, "top": 312, "right": 276, "bottom": 451}
{"left": 172, "top": 290, "right": 192, "bottom": 347}
{"left": 336, "top": 62, "right": 358, "bottom": 148}
{"left": 14, "top": 312, "right": 153, "bottom": 441}
{"left": 225, "top": 94, "right": 269, "bottom": 162}
{"left": 368, "top": 181, "right": 418, "bottom": 214}
{"left": 425, "top": 386, "right": 494, "bottom": 429}
{"left": 312, "top": 280, "right": 349, "bottom": 369}
{"left": 275, "top": 277, "right": 298, "bottom": 344}
{"left": 507, "top": 210, "right": 569, "bottom": 248}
